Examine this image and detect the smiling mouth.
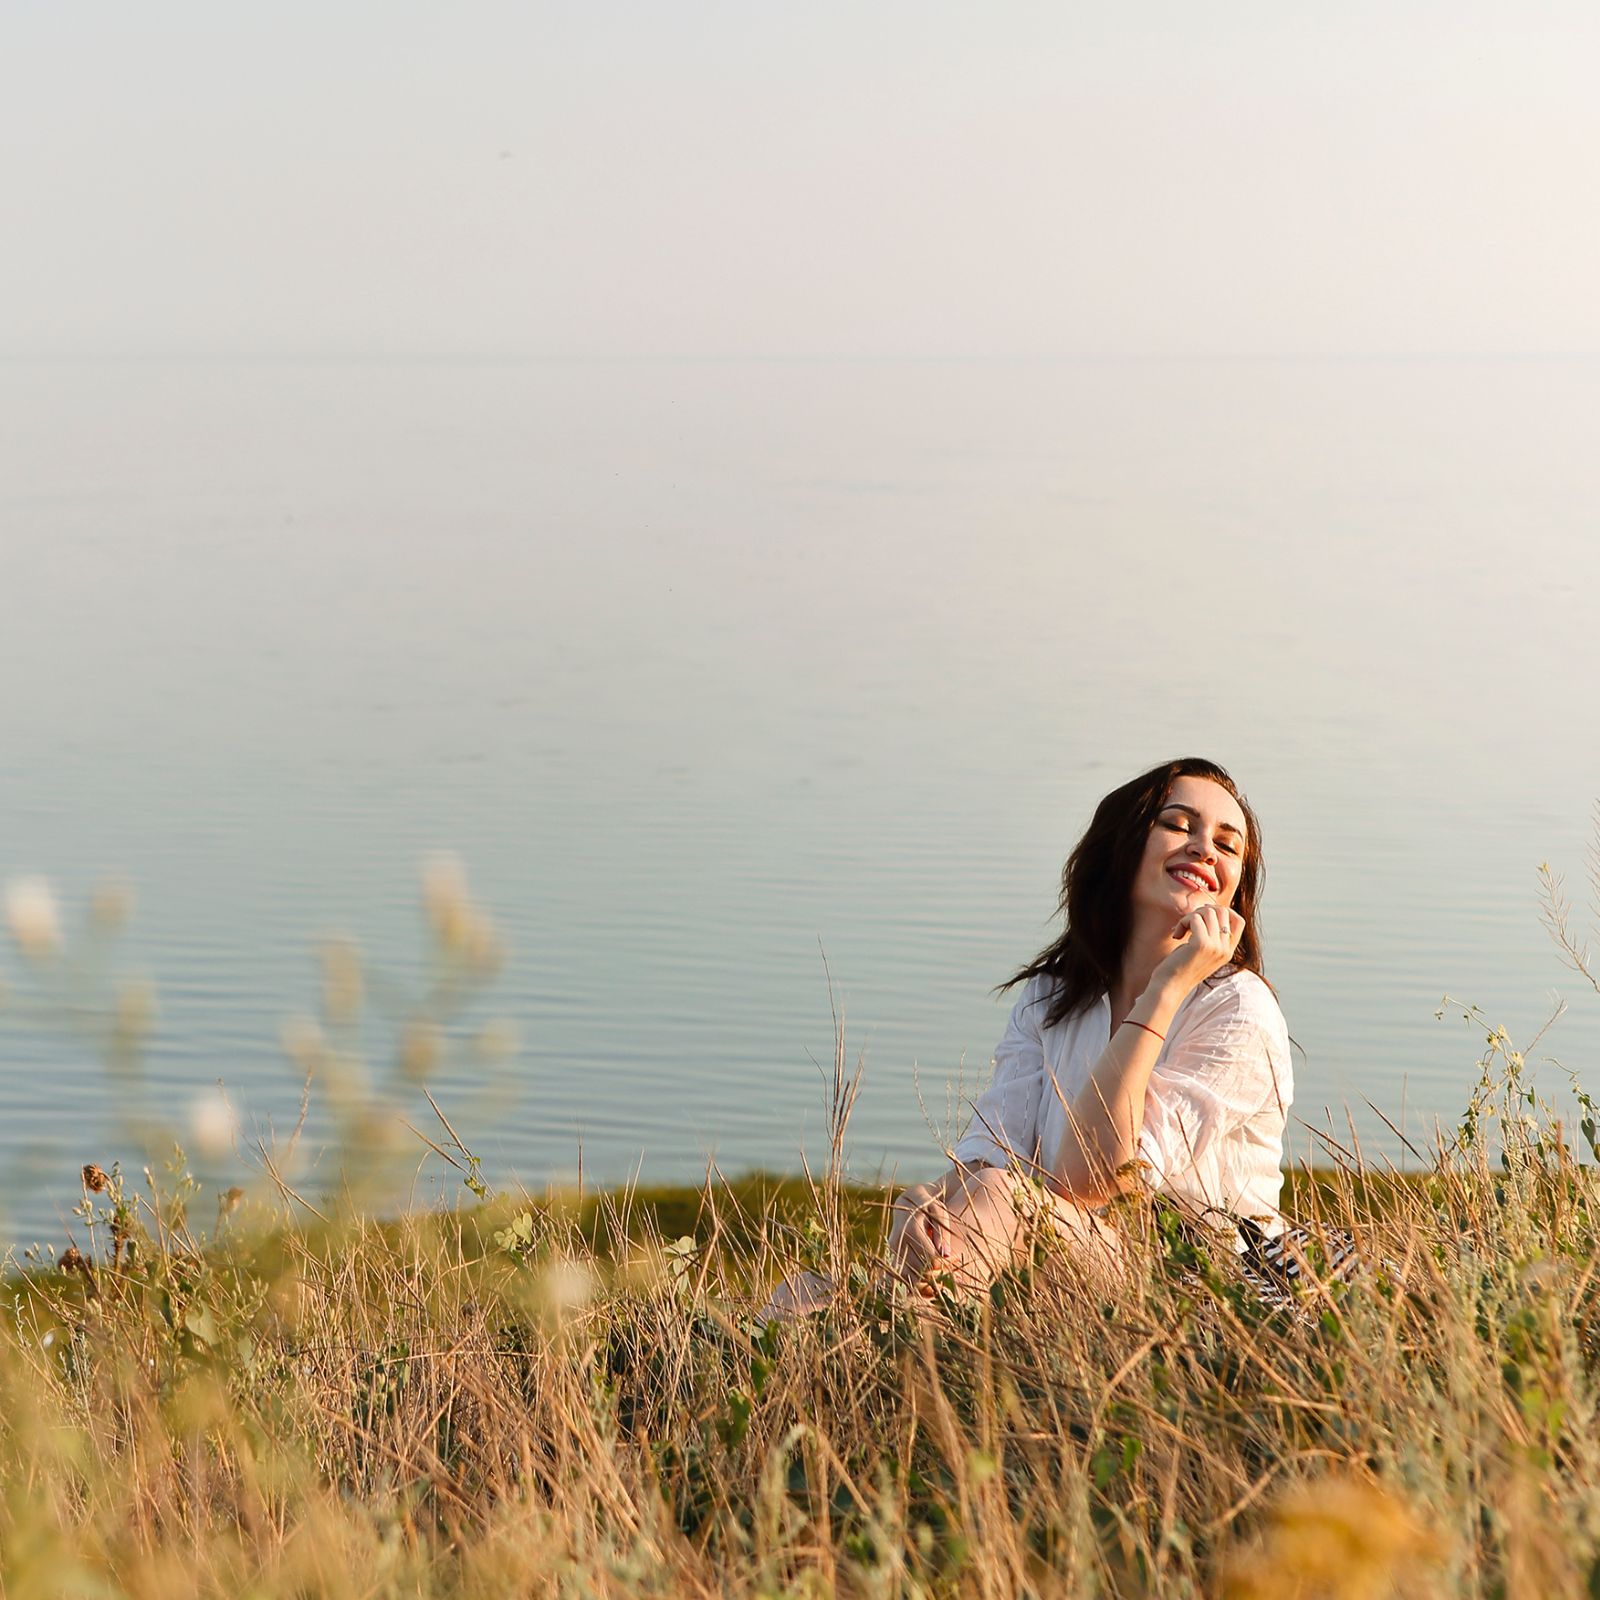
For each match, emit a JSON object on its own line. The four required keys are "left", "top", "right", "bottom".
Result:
{"left": 1168, "top": 867, "right": 1215, "bottom": 892}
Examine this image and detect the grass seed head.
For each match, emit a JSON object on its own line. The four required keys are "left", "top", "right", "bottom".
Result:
{"left": 423, "top": 853, "right": 471, "bottom": 948}
{"left": 320, "top": 937, "right": 364, "bottom": 1023}
{"left": 115, "top": 980, "right": 158, "bottom": 1039}
{"left": 189, "top": 1088, "right": 240, "bottom": 1158}
{"left": 280, "top": 1016, "right": 326, "bottom": 1073}
{"left": 422, "top": 853, "right": 502, "bottom": 973}
{"left": 90, "top": 877, "right": 134, "bottom": 932}
{"left": 475, "top": 1018, "right": 519, "bottom": 1060}
{"left": 399, "top": 1019, "right": 442, "bottom": 1082}
{"left": 537, "top": 1256, "right": 598, "bottom": 1331}
{"left": 1219, "top": 1475, "right": 1443, "bottom": 1599}
{"left": 5, "top": 876, "right": 62, "bottom": 959}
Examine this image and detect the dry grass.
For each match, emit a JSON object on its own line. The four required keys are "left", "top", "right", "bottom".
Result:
{"left": 3, "top": 855, "right": 1600, "bottom": 1596}
{"left": 4, "top": 1043, "right": 1600, "bottom": 1599}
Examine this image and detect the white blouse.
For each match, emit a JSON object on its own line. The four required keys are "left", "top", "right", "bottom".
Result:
{"left": 951, "top": 965, "right": 1292, "bottom": 1234}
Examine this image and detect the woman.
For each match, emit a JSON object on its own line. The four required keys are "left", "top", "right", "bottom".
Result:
{"left": 887, "top": 757, "right": 1292, "bottom": 1294}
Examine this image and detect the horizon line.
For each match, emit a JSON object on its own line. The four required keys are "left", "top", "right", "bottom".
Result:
{"left": 3, "top": 346, "right": 1599, "bottom": 367}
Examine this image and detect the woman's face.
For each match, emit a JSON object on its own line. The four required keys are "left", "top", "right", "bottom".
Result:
{"left": 1132, "top": 774, "right": 1249, "bottom": 921}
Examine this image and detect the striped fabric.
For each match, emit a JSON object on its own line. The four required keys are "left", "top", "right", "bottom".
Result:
{"left": 1235, "top": 1217, "right": 1362, "bottom": 1314}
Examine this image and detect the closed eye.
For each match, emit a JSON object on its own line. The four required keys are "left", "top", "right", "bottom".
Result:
{"left": 1160, "top": 816, "right": 1239, "bottom": 855}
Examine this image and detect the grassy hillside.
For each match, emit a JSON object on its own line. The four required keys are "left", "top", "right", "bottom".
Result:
{"left": 6, "top": 1063, "right": 1600, "bottom": 1599}
{"left": 5, "top": 863, "right": 1600, "bottom": 1595}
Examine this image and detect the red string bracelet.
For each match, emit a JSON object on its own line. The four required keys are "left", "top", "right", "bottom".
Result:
{"left": 1121, "top": 1018, "right": 1165, "bottom": 1044}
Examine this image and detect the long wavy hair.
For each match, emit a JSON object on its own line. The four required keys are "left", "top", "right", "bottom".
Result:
{"left": 1000, "top": 757, "right": 1267, "bottom": 1029}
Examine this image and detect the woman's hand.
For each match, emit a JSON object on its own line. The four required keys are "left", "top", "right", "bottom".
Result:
{"left": 888, "top": 1178, "right": 957, "bottom": 1282}
{"left": 1151, "top": 903, "right": 1246, "bottom": 999}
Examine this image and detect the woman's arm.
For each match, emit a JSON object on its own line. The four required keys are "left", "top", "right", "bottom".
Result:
{"left": 1135, "top": 979, "right": 1291, "bottom": 1214}
{"left": 1049, "top": 905, "right": 1244, "bottom": 1205}
{"left": 950, "top": 976, "right": 1050, "bottom": 1171}
{"left": 1048, "top": 979, "right": 1187, "bottom": 1204}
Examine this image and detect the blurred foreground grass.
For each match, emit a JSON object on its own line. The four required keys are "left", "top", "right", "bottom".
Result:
{"left": 4, "top": 856, "right": 1600, "bottom": 1597}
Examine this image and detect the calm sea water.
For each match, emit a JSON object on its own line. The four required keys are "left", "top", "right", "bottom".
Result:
{"left": 3, "top": 354, "right": 1598, "bottom": 1249}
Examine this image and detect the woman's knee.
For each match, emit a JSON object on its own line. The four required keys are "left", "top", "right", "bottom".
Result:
{"left": 951, "top": 1163, "right": 1019, "bottom": 1213}
{"left": 946, "top": 1166, "right": 1031, "bottom": 1265}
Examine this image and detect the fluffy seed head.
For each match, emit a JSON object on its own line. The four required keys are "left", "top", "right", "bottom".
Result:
{"left": 5, "top": 878, "right": 62, "bottom": 958}
{"left": 320, "top": 937, "right": 364, "bottom": 1023}
{"left": 399, "top": 1019, "right": 442, "bottom": 1082}
{"left": 189, "top": 1088, "right": 240, "bottom": 1158}
{"left": 475, "top": 1019, "right": 519, "bottom": 1060}
{"left": 422, "top": 854, "right": 503, "bottom": 973}
{"left": 423, "top": 854, "right": 472, "bottom": 948}
{"left": 280, "top": 1017, "right": 326, "bottom": 1073}
{"left": 541, "top": 1258, "right": 597, "bottom": 1323}
{"left": 1219, "top": 1475, "right": 1442, "bottom": 1599}
{"left": 115, "top": 981, "right": 158, "bottom": 1040}
{"left": 90, "top": 878, "right": 134, "bottom": 932}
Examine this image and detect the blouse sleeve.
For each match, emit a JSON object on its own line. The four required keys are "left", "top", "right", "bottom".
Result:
{"left": 951, "top": 977, "right": 1051, "bottom": 1171}
{"left": 1135, "top": 972, "right": 1291, "bottom": 1201}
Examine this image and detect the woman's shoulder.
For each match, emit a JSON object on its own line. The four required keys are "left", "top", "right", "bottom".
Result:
{"left": 1007, "top": 974, "right": 1062, "bottom": 1031}
{"left": 1183, "top": 965, "right": 1289, "bottom": 1039}
{"left": 1006, "top": 973, "right": 1100, "bottom": 1034}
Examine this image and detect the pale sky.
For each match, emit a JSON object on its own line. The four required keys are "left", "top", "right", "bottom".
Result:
{"left": 5, "top": 1, "right": 1598, "bottom": 358}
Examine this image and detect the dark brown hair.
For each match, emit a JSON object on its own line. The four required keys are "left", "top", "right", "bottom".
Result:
{"left": 999, "top": 757, "right": 1267, "bottom": 1029}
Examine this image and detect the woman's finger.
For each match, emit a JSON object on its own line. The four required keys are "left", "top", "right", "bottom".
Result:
{"left": 922, "top": 1198, "right": 955, "bottom": 1260}
{"left": 899, "top": 1214, "right": 931, "bottom": 1265}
